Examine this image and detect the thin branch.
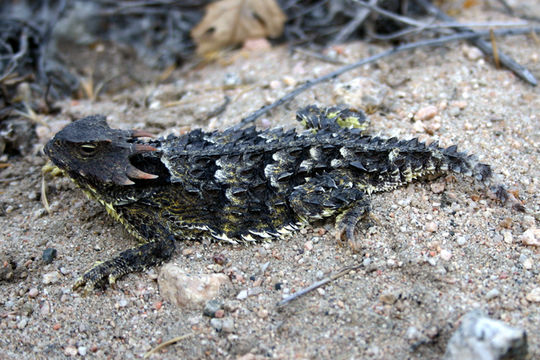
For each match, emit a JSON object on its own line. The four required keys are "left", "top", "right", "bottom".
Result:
{"left": 0, "top": 29, "right": 29, "bottom": 83}
{"left": 414, "top": 0, "right": 537, "bottom": 86}
{"left": 277, "top": 264, "right": 364, "bottom": 307}
{"left": 331, "top": 0, "right": 379, "bottom": 44}
{"left": 354, "top": 0, "right": 427, "bottom": 28}
{"left": 291, "top": 47, "right": 347, "bottom": 65}
{"left": 495, "top": 0, "right": 515, "bottom": 15}
{"left": 235, "top": 26, "right": 540, "bottom": 129}
{"left": 143, "top": 333, "right": 194, "bottom": 359}
{"left": 367, "top": 20, "right": 529, "bottom": 41}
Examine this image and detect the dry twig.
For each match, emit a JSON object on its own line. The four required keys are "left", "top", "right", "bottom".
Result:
{"left": 235, "top": 26, "right": 540, "bottom": 129}
{"left": 414, "top": 0, "right": 537, "bottom": 86}
{"left": 143, "top": 333, "right": 194, "bottom": 359}
{"left": 277, "top": 264, "right": 364, "bottom": 307}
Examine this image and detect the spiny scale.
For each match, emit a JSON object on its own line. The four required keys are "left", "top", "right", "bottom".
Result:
{"left": 44, "top": 105, "right": 494, "bottom": 293}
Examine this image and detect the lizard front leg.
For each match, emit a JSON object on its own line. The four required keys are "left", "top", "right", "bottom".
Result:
{"left": 73, "top": 204, "right": 176, "bottom": 294}
{"left": 73, "top": 235, "right": 175, "bottom": 294}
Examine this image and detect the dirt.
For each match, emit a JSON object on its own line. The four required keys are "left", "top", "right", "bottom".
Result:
{"left": 1, "top": 4, "right": 539, "bottom": 359}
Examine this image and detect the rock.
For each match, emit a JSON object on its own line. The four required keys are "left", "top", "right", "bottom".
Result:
{"left": 415, "top": 105, "right": 438, "bottom": 121}
{"left": 485, "top": 288, "right": 500, "bottom": 301}
{"left": 444, "top": 310, "right": 528, "bottom": 360}
{"left": 236, "top": 289, "right": 248, "bottom": 300}
{"left": 463, "top": 46, "right": 483, "bottom": 61}
{"left": 0, "top": 258, "right": 16, "bottom": 281}
{"left": 78, "top": 346, "right": 87, "bottom": 356}
{"left": 520, "top": 228, "right": 540, "bottom": 246}
{"left": 115, "top": 298, "right": 128, "bottom": 308}
{"left": 379, "top": 290, "right": 399, "bottom": 305}
{"left": 203, "top": 299, "right": 223, "bottom": 318}
{"left": 17, "top": 318, "right": 28, "bottom": 329}
{"left": 222, "top": 318, "right": 235, "bottom": 333}
{"left": 425, "top": 222, "right": 438, "bottom": 233}
{"left": 158, "top": 264, "right": 229, "bottom": 309}
{"left": 431, "top": 182, "right": 446, "bottom": 194}
{"left": 64, "top": 346, "right": 78, "bottom": 357}
{"left": 210, "top": 318, "right": 223, "bottom": 332}
{"left": 502, "top": 230, "right": 513, "bottom": 244}
{"left": 28, "top": 288, "right": 39, "bottom": 298}
{"left": 525, "top": 288, "right": 540, "bottom": 303}
{"left": 42, "top": 248, "right": 57, "bottom": 264}
{"left": 333, "top": 77, "right": 389, "bottom": 110}
{"left": 440, "top": 249, "right": 452, "bottom": 261}
{"left": 42, "top": 271, "right": 60, "bottom": 285}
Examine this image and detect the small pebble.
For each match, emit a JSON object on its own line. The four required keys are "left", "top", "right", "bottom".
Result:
{"left": 210, "top": 318, "right": 223, "bottom": 332}
{"left": 425, "top": 222, "right": 438, "bottom": 233}
{"left": 440, "top": 249, "right": 452, "bottom": 261}
{"left": 78, "top": 346, "right": 87, "bottom": 356}
{"left": 304, "top": 240, "right": 313, "bottom": 251}
{"left": 520, "top": 228, "right": 540, "bottom": 246}
{"left": 526, "top": 288, "right": 540, "bottom": 303}
{"left": 456, "top": 236, "right": 467, "bottom": 246}
{"left": 17, "top": 318, "right": 28, "bottom": 329}
{"left": 64, "top": 346, "right": 78, "bottom": 357}
{"left": 431, "top": 182, "right": 445, "bottom": 194}
{"left": 222, "top": 318, "right": 234, "bottom": 333}
{"left": 42, "top": 248, "right": 57, "bottom": 264}
{"left": 116, "top": 298, "right": 128, "bottom": 308}
{"left": 40, "top": 301, "right": 50, "bottom": 316}
{"left": 464, "top": 46, "right": 483, "bottom": 61}
{"left": 242, "top": 38, "right": 271, "bottom": 52}
{"left": 203, "top": 299, "right": 223, "bottom": 317}
{"left": 269, "top": 80, "right": 281, "bottom": 90}
{"left": 236, "top": 290, "right": 248, "bottom": 300}
{"left": 522, "top": 258, "right": 533, "bottom": 270}
{"left": 157, "top": 265, "right": 229, "bottom": 309}
{"left": 415, "top": 105, "right": 438, "bottom": 121}
{"left": 42, "top": 271, "right": 60, "bottom": 285}
{"left": 379, "top": 291, "right": 398, "bottom": 305}
{"left": 282, "top": 75, "right": 296, "bottom": 87}
{"left": 257, "top": 309, "right": 268, "bottom": 319}
{"left": 28, "top": 288, "right": 39, "bottom": 298}
{"left": 405, "top": 326, "right": 422, "bottom": 341}
{"left": 502, "top": 230, "right": 513, "bottom": 244}
{"left": 485, "top": 288, "right": 500, "bottom": 300}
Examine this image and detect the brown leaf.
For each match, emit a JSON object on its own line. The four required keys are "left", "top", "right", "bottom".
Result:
{"left": 191, "top": 0, "right": 286, "bottom": 56}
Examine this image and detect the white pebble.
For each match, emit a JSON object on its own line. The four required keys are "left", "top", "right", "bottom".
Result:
{"left": 42, "top": 271, "right": 60, "bottom": 285}
{"left": 440, "top": 249, "right": 452, "bottom": 261}
{"left": 526, "top": 288, "right": 540, "bottom": 303}
{"left": 485, "top": 288, "right": 500, "bottom": 300}
{"left": 236, "top": 290, "right": 248, "bottom": 300}
{"left": 415, "top": 105, "right": 438, "bottom": 121}
{"left": 520, "top": 228, "right": 540, "bottom": 246}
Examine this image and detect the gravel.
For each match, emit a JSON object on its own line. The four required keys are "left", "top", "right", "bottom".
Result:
{"left": 0, "top": 3, "right": 539, "bottom": 358}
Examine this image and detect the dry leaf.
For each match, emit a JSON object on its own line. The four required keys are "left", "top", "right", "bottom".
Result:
{"left": 191, "top": 0, "right": 286, "bottom": 56}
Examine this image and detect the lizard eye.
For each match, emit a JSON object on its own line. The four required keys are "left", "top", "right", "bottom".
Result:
{"left": 79, "top": 143, "right": 98, "bottom": 157}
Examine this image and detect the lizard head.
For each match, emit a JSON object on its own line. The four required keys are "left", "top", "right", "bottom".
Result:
{"left": 44, "top": 115, "right": 159, "bottom": 187}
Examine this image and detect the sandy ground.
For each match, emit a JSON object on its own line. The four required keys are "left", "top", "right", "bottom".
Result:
{"left": 1, "top": 4, "right": 539, "bottom": 359}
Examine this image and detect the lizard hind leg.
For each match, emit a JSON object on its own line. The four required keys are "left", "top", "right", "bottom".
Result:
{"left": 288, "top": 173, "right": 370, "bottom": 251}
{"left": 296, "top": 105, "right": 369, "bottom": 132}
{"left": 335, "top": 200, "right": 371, "bottom": 252}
